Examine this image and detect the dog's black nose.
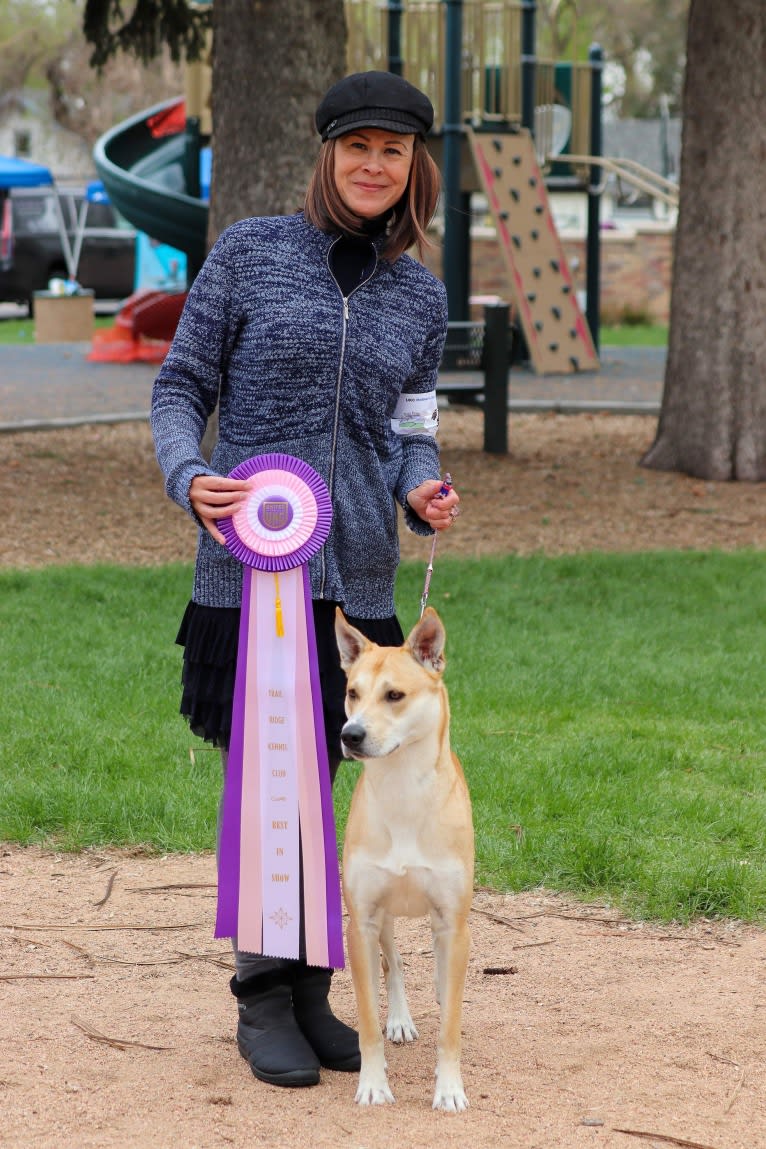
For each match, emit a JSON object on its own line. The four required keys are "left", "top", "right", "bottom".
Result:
{"left": 340, "top": 722, "right": 366, "bottom": 748}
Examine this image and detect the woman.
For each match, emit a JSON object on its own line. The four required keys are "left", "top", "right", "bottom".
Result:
{"left": 151, "top": 70, "right": 460, "bottom": 1089}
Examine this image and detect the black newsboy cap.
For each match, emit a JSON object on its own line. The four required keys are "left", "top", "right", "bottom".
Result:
{"left": 316, "top": 71, "right": 434, "bottom": 141}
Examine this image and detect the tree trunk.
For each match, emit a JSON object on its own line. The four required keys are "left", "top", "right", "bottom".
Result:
{"left": 641, "top": 0, "right": 766, "bottom": 480}
{"left": 208, "top": 0, "right": 347, "bottom": 244}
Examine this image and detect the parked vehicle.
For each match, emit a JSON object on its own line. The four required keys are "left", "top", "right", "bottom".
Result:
{"left": 0, "top": 185, "right": 136, "bottom": 313}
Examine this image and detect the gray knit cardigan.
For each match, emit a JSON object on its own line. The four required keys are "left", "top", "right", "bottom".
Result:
{"left": 151, "top": 212, "right": 449, "bottom": 618}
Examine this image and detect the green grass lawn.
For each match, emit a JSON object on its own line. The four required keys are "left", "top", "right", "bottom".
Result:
{"left": 600, "top": 323, "right": 667, "bottom": 347}
{"left": 1, "top": 553, "right": 763, "bottom": 923}
{"left": 0, "top": 315, "right": 114, "bottom": 344}
{"left": 0, "top": 317, "right": 668, "bottom": 347}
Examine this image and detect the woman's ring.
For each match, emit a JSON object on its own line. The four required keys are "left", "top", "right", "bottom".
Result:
{"left": 448, "top": 506, "right": 461, "bottom": 520}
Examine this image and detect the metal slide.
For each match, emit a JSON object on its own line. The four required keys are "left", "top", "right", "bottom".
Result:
{"left": 93, "top": 97, "right": 209, "bottom": 275}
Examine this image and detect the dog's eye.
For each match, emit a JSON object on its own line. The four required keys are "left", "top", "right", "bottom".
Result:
{"left": 347, "top": 688, "right": 358, "bottom": 700}
{"left": 386, "top": 690, "right": 405, "bottom": 702}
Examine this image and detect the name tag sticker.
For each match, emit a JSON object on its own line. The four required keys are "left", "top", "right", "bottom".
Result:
{"left": 390, "top": 390, "right": 439, "bottom": 437}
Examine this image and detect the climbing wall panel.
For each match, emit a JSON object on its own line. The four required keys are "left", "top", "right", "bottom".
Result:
{"left": 469, "top": 128, "right": 599, "bottom": 375}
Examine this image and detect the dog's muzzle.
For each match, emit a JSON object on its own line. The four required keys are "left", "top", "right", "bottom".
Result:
{"left": 340, "top": 721, "right": 366, "bottom": 755}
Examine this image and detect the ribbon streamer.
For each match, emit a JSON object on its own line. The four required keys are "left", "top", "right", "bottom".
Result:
{"left": 214, "top": 454, "right": 343, "bottom": 968}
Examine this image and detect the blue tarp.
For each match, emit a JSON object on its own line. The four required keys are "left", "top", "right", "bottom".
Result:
{"left": 0, "top": 156, "right": 54, "bottom": 189}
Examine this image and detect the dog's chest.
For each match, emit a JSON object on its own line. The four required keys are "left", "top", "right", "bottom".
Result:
{"left": 354, "top": 823, "right": 465, "bottom": 919}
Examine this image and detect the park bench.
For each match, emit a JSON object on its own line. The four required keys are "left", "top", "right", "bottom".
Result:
{"left": 437, "top": 300, "right": 513, "bottom": 454}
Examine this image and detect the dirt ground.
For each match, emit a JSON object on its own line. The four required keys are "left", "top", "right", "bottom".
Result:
{"left": 2, "top": 410, "right": 765, "bottom": 1149}
{"left": 3, "top": 408, "right": 766, "bottom": 569}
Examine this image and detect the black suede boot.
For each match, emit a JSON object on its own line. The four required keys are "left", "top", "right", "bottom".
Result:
{"left": 291, "top": 966, "right": 361, "bottom": 1072}
{"left": 231, "top": 971, "right": 320, "bottom": 1087}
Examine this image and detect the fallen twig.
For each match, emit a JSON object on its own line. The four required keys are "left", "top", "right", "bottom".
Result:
{"left": 723, "top": 1067, "right": 746, "bottom": 1115}
{"left": 189, "top": 746, "right": 219, "bottom": 765}
{"left": 70, "top": 1015, "right": 173, "bottom": 1052}
{"left": 0, "top": 973, "right": 95, "bottom": 981}
{"left": 613, "top": 1128, "right": 720, "bottom": 1149}
{"left": 59, "top": 939, "right": 94, "bottom": 962}
{"left": 177, "top": 950, "right": 235, "bottom": 971}
{"left": 127, "top": 883, "right": 216, "bottom": 894}
{"left": 546, "top": 912, "right": 629, "bottom": 925}
{"left": 93, "top": 870, "right": 117, "bottom": 909}
{"left": 5, "top": 922, "right": 201, "bottom": 932}
{"left": 583, "top": 931, "right": 703, "bottom": 943}
{"left": 470, "top": 905, "right": 527, "bottom": 934}
{"left": 95, "top": 955, "right": 188, "bottom": 967}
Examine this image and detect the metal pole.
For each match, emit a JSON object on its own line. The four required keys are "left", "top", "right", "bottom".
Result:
{"left": 387, "top": 1, "right": 403, "bottom": 76}
{"left": 482, "top": 302, "right": 510, "bottom": 454}
{"left": 586, "top": 43, "right": 603, "bottom": 353}
{"left": 442, "top": 0, "right": 466, "bottom": 321}
{"left": 521, "top": 0, "right": 536, "bottom": 133}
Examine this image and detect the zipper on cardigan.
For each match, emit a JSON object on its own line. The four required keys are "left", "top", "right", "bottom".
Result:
{"left": 320, "top": 236, "right": 378, "bottom": 598}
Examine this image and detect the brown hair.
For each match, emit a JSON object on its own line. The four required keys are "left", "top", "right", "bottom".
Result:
{"left": 303, "top": 135, "right": 441, "bottom": 263}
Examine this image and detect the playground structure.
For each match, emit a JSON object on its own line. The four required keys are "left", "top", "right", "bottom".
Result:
{"left": 92, "top": 0, "right": 679, "bottom": 373}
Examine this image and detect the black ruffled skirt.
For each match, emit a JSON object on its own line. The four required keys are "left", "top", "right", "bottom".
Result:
{"left": 176, "top": 599, "right": 404, "bottom": 760}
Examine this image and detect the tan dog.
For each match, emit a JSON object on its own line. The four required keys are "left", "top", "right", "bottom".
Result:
{"left": 335, "top": 607, "right": 474, "bottom": 1112}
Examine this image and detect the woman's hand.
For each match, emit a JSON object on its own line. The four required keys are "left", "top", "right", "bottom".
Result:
{"left": 189, "top": 475, "right": 251, "bottom": 545}
{"left": 406, "top": 479, "right": 461, "bottom": 530}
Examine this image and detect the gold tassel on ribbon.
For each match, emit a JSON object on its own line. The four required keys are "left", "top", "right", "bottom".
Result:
{"left": 273, "top": 572, "right": 285, "bottom": 637}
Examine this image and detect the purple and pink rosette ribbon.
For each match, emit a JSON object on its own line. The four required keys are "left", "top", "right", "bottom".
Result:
{"left": 214, "top": 453, "right": 344, "bottom": 968}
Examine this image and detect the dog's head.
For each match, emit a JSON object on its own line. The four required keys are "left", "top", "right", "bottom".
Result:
{"left": 334, "top": 607, "right": 448, "bottom": 760}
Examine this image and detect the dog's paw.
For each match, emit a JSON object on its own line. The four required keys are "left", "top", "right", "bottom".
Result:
{"left": 433, "top": 1072, "right": 469, "bottom": 1113}
{"left": 386, "top": 1015, "right": 419, "bottom": 1044}
{"left": 432, "top": 1086, "right": 469, "bottom": 1113}
{"left": 355, "top": 1079, "right": 395, "bottom": 1106}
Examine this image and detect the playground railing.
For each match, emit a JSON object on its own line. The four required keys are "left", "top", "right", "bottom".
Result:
{"left": 437, "top": 300, "right": 512, "bottom": 454}
{"left": 345, "top": 0, "right": 527, "bottom": 127}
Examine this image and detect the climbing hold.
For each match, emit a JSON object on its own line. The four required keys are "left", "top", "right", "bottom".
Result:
{"left": 512, "top": 235, "right": 522, "bottom": 249}
{"left": 550, "top": 259, "right": 560, "bottom": 272}
{"left": 551, "top": 306, "right": 562, "bottom": 320}
{"left": 510, "top": 188, "right": 520, "bottom": 202}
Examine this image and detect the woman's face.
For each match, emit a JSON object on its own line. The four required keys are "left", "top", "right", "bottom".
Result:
{"left": 333, "top": 128, "right": 415, "bottom": 219}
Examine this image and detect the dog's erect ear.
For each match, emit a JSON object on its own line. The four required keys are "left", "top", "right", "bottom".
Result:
{"left": 335, "top": 608, "right": 372, "bottom": 671}
{"left": 406, "top": 607, "right": 446, "bottom": 674}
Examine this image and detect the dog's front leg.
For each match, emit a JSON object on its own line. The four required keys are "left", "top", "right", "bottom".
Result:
{"left": 381, "top": 913, "right": 418, "bottom": 1044}
{"left": 431, "top": 914, "right": 470, "bottom": 1112}
{"left": 347, "top": 910, "right": 394, "bottom": 1105}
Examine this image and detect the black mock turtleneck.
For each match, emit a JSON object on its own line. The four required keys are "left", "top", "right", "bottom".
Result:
{"left": 329, "top": 215, "right": 389, "bottom": 296}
